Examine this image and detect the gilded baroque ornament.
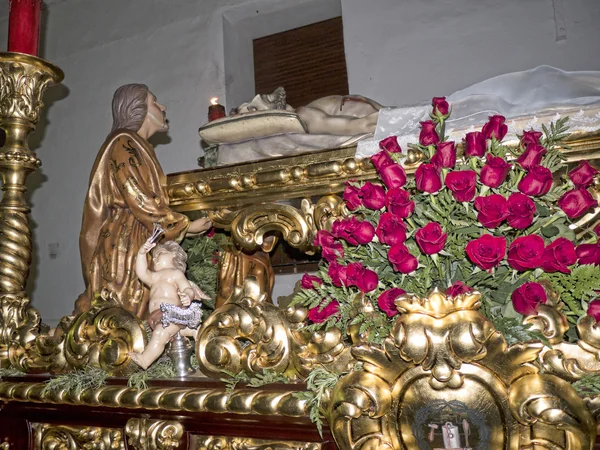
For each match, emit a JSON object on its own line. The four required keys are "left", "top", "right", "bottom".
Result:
{"left": 31, "top": 422, "right": 125, "bottom": 450}
{"left": 125, "top": 418, "right": 184, "bottom": 450}
{"left": 192, "top": 435, "right": 322, "bottom": 450}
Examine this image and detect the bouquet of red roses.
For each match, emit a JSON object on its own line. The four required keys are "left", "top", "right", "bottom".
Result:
{"left": 292, "top": 97, "right": 600, "bottom": 344}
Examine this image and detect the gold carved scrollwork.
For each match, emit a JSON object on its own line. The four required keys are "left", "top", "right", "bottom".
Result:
{"left": 31, "top": 422, "right": 125, "bottom": 450}
{"left": 326, "top": 290, "right": 592, "bottom": 450}
{"left": 192, "top": 435, "right": 321, "bottom": 450}
{"left": 196, "top": 277, "right": 297, "bottom": 378}
{"left": 125, "top": 418, "right": 184, "bottom": 450}
{"left": 0, "top": 293, "right": 39, "bottom": 368}
{"left": 64, "top": 289, "right": 146, "bottom": 375}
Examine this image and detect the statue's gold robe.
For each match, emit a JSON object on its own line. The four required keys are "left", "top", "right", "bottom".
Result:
{"left": 74, "top": 130, "right": 189, "bottom": 318}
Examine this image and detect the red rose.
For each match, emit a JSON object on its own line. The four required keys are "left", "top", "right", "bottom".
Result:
{"left": 446, "top": 281, "right": 472, "bottom": 297}
{"left": 376, "top": 212, "right": 407, "bottom": 246}
{"left": 206, "top": 228, "right": 216, "bottom": 238}
{"left": 301, "top": 273, "right": 323, "bottom": 290}
{"left": 480, "top": 154, "right": 511, "bottom": 188}
{"left": 307, "top": 300, "right": 339, "bottom": 323}
{"left": 379, "top": 163, "right": 407, "bottom": 189}
{"left": 520, "top": 130, "right": 543, "bottom": 149}
{"left": 379, "top": 136, "right": 402, "bottom": 153}
{"left": 542, "top": 237, "right": 576, "bottom": 274}
{"left": 569, "top": 161, "right": 599, "bottom": 187}
{"left": 482, "top": 115, "right": 508, "bottom": 141}
{"left": 360, "top": 182, "right": 386, "bottom": 210}
{"left": 512, "top": 282, "right": 547, "bottom": 316}
{"left": 518, "top": 166, "right": 553, "bottom": 197}
{"left": 474, "top": 194, "right": 509, "bottom": 228}
{"left": 415, "top": 163, "right": 442, "bottom": 193}
{"left": 507, "top": 235, "right": 545, "bottom": 271}
{"left": 516, "top": 144, "right": 546, "bottom": 170}
{"left": 371, "top": 151, "right": 394, "bottom": 171}
{"left": 343, "top": 184, "right": 362, "bottom": 211}
{"left": 587, "top": 299, "right": 600, "bottom": 322}
{"left": 385, "top": 188, "right": 415, "bottom": 218}
{"left": 415, "top": 222, "right": 447, "bottom": 255}
{"left": 577, "top": 243, "right": 600, "bottom": 266}
{"left": 558, "top": 188, "right": 598, "bottom": 219}
{"left": 432, "top": 97, "right": 449, "bottom": 116}
{"left": 314, "top": 230, "right": 344, "bottom": 262}
{"left": 332, "top": 217, "right": 375, "bottom": 246}
{"left": 419, "top": 120, "right": 440, "bottom": 146}
{"left": 388, "top": 244, "right": 419, "bottom": 273}
{"left": 328, "top": 262, "right": 348, "bottom": 287}
{"left": 445, "top": 170, "right": 477, "bottom": 202}
{"left": 377, "top": 288, "right": 406, "bottom": 317}
{"left": 346, "top": 262, "right": 379, "bottom": 293}
{"left": 431, "top": 141, "right": 457, "bottom": 169}
{"left": 506, "top": 193, "right": 536, "bottom": 229}
{"left": 465, "top": 234, "right": 506, "bottom": 270}
{"left": 464, "top": 131, "right": 487, "bottom": 157}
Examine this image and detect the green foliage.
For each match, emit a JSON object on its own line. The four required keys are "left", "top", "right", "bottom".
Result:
{"left": 127, "top": 355, "right": 177, "bottom": 390}
{"left": 220, "top": 369, "right": 290, "bottom": 394}
{"left": 573, "top": 374, "right": 600, "bottom": 397}
{"left": 489, "top": 315, "right": 549, "bottom": 347}
{"left": 0, "top": 367, "right": 25, "bottom": 379}
{"left": 42, "top": 366, "right": 108, "bottom": 396}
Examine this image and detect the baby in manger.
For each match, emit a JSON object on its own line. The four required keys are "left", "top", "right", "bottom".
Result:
{"left": 128, "top": 227, "right": 210, "bottom": 369}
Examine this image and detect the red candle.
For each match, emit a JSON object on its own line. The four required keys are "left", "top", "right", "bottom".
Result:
{"left": 208, "top": 97, "right": 226, "bottom": 122}
{"left": 8, "top": 0, "right": 42, "bottom": 56}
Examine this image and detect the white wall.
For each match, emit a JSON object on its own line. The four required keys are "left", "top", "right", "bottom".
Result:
{"left": 0, "top": 0, "right": 598, "bottom": 324}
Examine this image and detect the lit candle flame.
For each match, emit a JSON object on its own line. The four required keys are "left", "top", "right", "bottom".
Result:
{"left": 210, "top": 97, "right": 219, "bottom": 105}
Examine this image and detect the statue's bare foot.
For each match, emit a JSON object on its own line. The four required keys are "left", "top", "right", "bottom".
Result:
{"left": 128, "top": 352, "right": 149, "bottom": 370}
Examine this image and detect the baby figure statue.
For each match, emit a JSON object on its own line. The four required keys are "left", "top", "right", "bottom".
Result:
{"left": 128, "top": 227, "right": 210, "bottom": 369}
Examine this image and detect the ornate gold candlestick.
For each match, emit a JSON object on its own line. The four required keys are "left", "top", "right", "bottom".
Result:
{"left": 0, "top": 52, "right": 63, "bottom": 365}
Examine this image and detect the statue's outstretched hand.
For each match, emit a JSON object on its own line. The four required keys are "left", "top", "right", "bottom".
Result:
{"left": 139, "top": 241, "right": 156, "bottom": 255}
{"left": 178, "top": 290, "right": 192, "bottom": 307}
{"left": 188, "top": 217, "right": 212, "bottom": 235}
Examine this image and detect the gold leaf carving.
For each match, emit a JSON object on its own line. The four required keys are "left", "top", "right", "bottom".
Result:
{"left": 192, "top": 435, "right": 321, "bottom": 450}
{"left": 31, "top": 422, "right": 125, "bottom": 450}
{"left": 125, "top": 418, "right": 184, "bottom": 450}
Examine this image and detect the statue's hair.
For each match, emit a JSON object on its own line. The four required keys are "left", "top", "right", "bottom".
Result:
{"left": 111, "top": 83, "right": 149, "bottom": 132}
{"left": 152, "top": 240, "right": 187, "bottom": 273}
{"left": 261, "top": 87, "right": 287, "bottom": 110}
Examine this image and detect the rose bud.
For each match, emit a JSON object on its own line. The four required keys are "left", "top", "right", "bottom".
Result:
{"left": 307, "top": 300, "right": 340, "bottom": 323}
{"left": 480, "top": 154, "right": 511, "bottom": 188}
{"left": 516, "top": 144, "right": 547, "bottom": 170}
{"left": 577, "top": 242, "right": 600, "bottom": 266}
{"left": 512, "top": 282, "right": 547, "bottom": 315}
{"left": 419, "top": 120, "right": 440, "bottom": 146}
{"left": 465, "top": 234, "right": 507, "bottom": 270}
{"left": 482, "top": 115, "right": 508, "bottom": 141}
{"left": 343, "top": 184, "right": 362, "bottom": 211}
{"left": 507, "top": 235, "right": 545, "bottom": 271}
{"left": 541, "top": 237, "right": 576, "bottom": 274}
{"left": 371, "top": 151, "right": 394, "bottom": 171}
{"left": 464, "top": 131, "right": 487, "bottom": 157}
{"left": 415, "top": 222, "right": 447, "bottom": 255}
{"left": 587, "top": 299, "right": 600, "bottom": 322}
{"left": 569, "top": 161, "right": 599, "bottom": 187}
{"left": 415, "top": 163, "right": 442, "bottom": 193}
{"left": 432, "top": 141, "right": 457, "bottom": 169}
{"left": 520, "top": 130, "right": 543, "bottom": 149}
{"left": 376, "top": 213, "right": 407, "bottom": 246}
{"left": 328, "top": 262, "right": 348, "bottom": 287}
{"left": 558, "top": 188, "right": 598, "bottom": 219}
{"left": 446, "top": 281, "right": 472, "bottom": 297}
{"left": 445, "top": 170, "right": 477, "bottom": 202}
{"left": 379, "top": 136, "right": 402, "bottom": 153}
{"left": 518, "top": 166, "right": 553, "bottom": 197}
{"left": 346, "top": 262, "right": 379, "bottom": 293}
{"left": 474, "top": 194, "right": 509, "bottom": 229}
{"left": 321, "top": 243, "right": 344, "bottom": 263}
{"left": 385, "top": 188, "right": 415, "bottom": 218}
{"left": 432, "top": 96, "right": 450, "bottom": 116}
{"left": 506, "top": 192, "right": 536, "bottom": 229}
{"left": 388, "top": 244, "right": 419, "bottom": 273}
{"left": 377, "top": 288, "right": 406, "bottom": 317}
{"left": 360, "top": 182, "right": 386, "bottom": 210}
{"left": 301, "top": 273, "right": 323, "bottom": 290}
{"left": 379, "top": 163, "right": 407, "bottom": 189}
{"left": 332, "top": 217, "right": 375, "bottom": 246}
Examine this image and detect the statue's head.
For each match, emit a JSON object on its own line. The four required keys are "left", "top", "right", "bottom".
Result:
{"left": 111, "top": 84, "right": 168, "bottom": 136}
{"left": 152, "top": 240, "right": 187, "bottom": 272}
{"left": 234, "top": 87, "right": 292, "bottom": 114}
